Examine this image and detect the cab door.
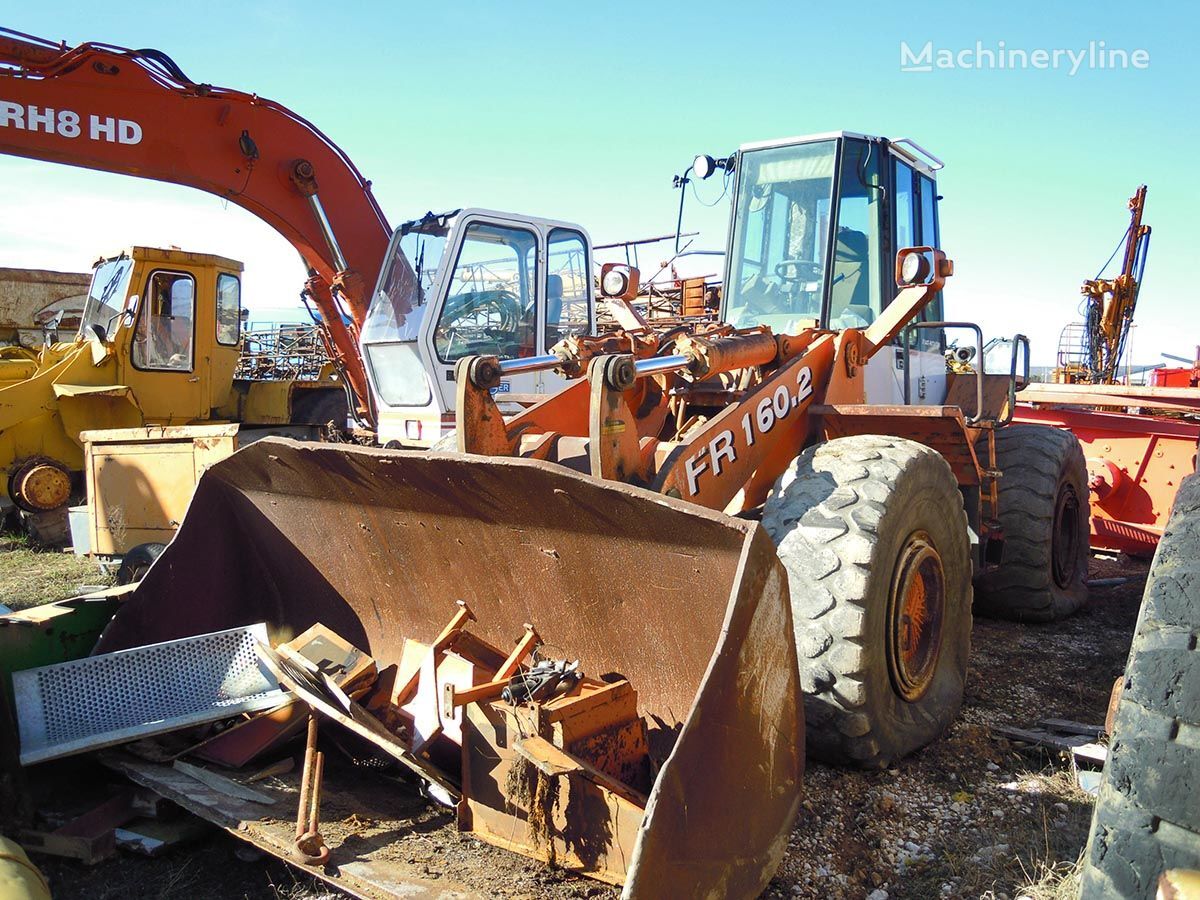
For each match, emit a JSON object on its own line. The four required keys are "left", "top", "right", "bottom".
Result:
{"left": 119, "top": 267, "right": 208, "bottom": 423}
{"left": 424, "top": 216, "right": 544, "bottom": 409}
{"left": 537, "top": 227, "right": 594, "bottom": 396}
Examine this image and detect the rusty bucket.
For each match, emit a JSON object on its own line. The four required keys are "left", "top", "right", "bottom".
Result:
{"left": 97, "top": 438, "right": 803, "bottom": 898}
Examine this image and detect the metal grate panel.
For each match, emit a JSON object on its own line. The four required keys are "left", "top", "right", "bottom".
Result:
{"left": 15, "top": 624, "right": 284, "bottom": 765}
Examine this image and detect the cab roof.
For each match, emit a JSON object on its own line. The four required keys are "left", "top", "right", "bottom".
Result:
{"left": 95, "top": 247, "right": 245, "bottom": 271}
{"left": 736, "top": 132, "right": 943, "bottom": 178}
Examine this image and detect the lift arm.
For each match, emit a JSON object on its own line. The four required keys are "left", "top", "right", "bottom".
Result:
{"left": 454, "top": 248, "right": 953, "bottom": 512}
{"left": 0, "top": 26, "right": 395, "bottom": 423}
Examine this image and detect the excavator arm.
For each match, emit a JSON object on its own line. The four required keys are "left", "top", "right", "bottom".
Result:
{"left": 0, "top": 26, "right": 396, "bottom": 423}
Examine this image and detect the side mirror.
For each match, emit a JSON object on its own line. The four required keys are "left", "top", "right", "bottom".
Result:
{"left": 599, "top": 263, "right": 640, "bottom": 301}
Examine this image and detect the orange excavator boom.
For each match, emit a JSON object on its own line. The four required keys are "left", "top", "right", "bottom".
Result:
{"left": 0, "top": 26, "right": 395, "bottom": 423}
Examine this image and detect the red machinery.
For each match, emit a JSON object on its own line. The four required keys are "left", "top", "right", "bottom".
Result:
{"left": 1014, "top": 395, "right": 1198, "bottom": 556}
{"left": 1018, "top": 189, "right": 1197, "bottom": 556}
{"left": 0, "top": 26, "right": 395, "bottom": 423}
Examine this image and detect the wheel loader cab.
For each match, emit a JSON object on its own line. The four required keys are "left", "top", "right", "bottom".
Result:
{"left": 362, "top": 209, "right": 596, "bottom": 447}
{"left": 720, "top": 132, "right": 947, "bottom": 404}
{"left": 107, "top": 248, "right": 244, "bottom": 423}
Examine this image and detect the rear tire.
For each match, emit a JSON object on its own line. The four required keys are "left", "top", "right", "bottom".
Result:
{"left": 1080, "top": 474, "right": 1200, "bottom": 899}
{"left": 762, "top": 435, "right": 972, "bottom": 768}
{"left": 974, "top": 425, "right": 1089, "bottom": 622}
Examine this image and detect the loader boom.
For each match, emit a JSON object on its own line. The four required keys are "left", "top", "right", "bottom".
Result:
{"left": 455, "top": 248, "right": 953, "bottom": 513}
{"left": 0, "top": 26, "right": 393, "bottom": 422}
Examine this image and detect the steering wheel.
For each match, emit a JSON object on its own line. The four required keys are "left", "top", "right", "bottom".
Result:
{"left": 774, "top": 259, "right": 822, "bottom": 283}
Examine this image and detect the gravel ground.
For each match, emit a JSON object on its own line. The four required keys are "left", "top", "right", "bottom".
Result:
{"left": 765, "top": 554, "right": 1146, "bottom": 900}
{"left": 24, "top": 556, "right": 1146, "bottom": 899}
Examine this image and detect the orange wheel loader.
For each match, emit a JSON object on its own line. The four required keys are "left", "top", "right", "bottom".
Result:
{"left": 86, "top": 133, "right": 1091, "bottom": 898}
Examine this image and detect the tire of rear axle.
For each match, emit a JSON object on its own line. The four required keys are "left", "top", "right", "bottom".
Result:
{"left": 973, "top": 424, "right": 1089, "bottom": 622}
{"left": 1080, "top": 473, "right": 1200, "bottom": 898}
{"left": 762, "top": 435, "right": 972, "bottom": 769}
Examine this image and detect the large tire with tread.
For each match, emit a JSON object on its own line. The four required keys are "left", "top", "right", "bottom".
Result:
{"left": 762, "top": 435, "right": 972, "bottom": 768}
{"left": 1080, "top": 474, "right": 1200, "bottom": 899}
{"left": 974, "top": 424, "right": 1088, "bottom": 622}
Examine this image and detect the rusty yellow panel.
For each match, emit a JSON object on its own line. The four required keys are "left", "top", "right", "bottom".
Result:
{"left": 83, "top": 424, "right": 238, "bottom": 555}
{"left": 0, "top": 412, "right": 87, "bottom": 484}
{"left": 56, "top": 389, "right": 144, "bottom": 444}
{"left": 241, "top": 381, "right": 294, "bottom": 424}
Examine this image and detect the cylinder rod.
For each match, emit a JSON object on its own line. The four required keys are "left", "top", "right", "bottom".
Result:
{"left": 498, "top": 354, "right": 562, "bottom": 376}
{"left": 634, "top": 354, "right": 689, "bottom": 378}
{"left": 306, "top": 193, "right": 349, "bottom": 272}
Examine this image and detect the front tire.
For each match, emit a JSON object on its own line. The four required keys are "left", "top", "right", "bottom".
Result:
{"left": 762, "top": 435, "right": 972, "bottom": 768}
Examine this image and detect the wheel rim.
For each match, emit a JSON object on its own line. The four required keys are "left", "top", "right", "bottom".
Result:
{"left": 12, "top": 460, "right": 71, "bottom": 512}
{"left": 1051, "top": 483, "right": 1082, "bottom": 589}
{"left": 887, "top": 532, "right": 946, "bottom": 703}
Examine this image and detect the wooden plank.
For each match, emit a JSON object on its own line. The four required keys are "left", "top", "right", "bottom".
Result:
{"left": 1022, "top": 382, "right": 1200, "bottom": 401}
{"left": 172, "top": 760, "right": 277, "bottom": 805}
{"left": 1071, "top": 743, "right": 1108, "bottom": 766}
{"left": 513, "top": 735, "right": 583, "bottom": 778}
{"left": 1018, "top": 384, "right": 1200, "bottom": 412}
{"left": 18, "top": 828, "right": 114, "bottom": 864}
{"left": 102, "top": 752, "right": 485, "bottom": 899}
{"left": 1038, "top": 718, "right": 1105, "bottom": 738}
{"left": 992, "top": 725, "right": 1093, "bottom": 751}
{"left": 115, "top": 815, "right": 210, "bottom": 857}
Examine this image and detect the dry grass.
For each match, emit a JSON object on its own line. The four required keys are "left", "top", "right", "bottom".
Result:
{"left": 0, "top": 533, "right": 110, "bottom": 611}
{"left": 1014, "top": 851, "right": 1084, "bottom": 900}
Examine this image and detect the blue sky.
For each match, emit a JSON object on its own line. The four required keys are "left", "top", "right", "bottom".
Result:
{"left": 2, "top": 1, "right": 1195, "bottom": 363}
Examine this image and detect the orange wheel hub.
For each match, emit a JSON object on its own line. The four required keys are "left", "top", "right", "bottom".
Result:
{"left": 886, "top": 532, "right": 946, "bottom": 702}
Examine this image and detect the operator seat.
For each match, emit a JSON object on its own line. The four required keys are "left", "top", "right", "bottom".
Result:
{"left": 830, "top": 228, "right": 871, "bottom": 323}
{"left": 545, "top": 274, "right": 564, "bottom": 346}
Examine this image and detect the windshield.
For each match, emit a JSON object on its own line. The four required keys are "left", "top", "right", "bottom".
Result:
{"left": 434, "top": 221, "right": 537, "bottom": 362}
{"left": 76, "top": 257, "right": 134, "bottom": 341}
{"left": 724, "top": 140, "right": 837, "bottom": 330}
{"left": 361, "top": 219, "right": 446, "bottom": 345}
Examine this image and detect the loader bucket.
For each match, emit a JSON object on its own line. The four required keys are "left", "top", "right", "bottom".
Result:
{"left": 96, "top": 438, "right": 803, "bottom": 898}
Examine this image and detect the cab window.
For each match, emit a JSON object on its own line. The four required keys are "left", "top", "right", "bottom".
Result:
{"left": 828, "top": 140, "right": 883, "bottom": 328}
{"left": 724, "top": 139, "right": 837, "bottom": 330}
{"left": 545, "top": 229, "right": 590, "bottom": 350}
{"left": 132, "top": 271, "right": 194, "bottom": 371}
{"left": 894, "top": 159, "right": 916, "bottom": 252}
{"left": 434, "top": 222, "right": 537, "bottom": 363}
{"left": 915, "top": 169, "right": 944, "bottom": 344}
{"left": 216, "top": 273, "right": 241, "bottom": 346}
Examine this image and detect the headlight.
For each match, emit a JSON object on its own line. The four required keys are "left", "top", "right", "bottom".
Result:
{"left": 900, "top": 251, "right": 931, "bottom": 285}
{"left": 602, "top": 269, "right": 629, "bottom": 297}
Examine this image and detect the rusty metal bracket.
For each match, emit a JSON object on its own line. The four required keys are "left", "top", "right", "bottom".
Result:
{"left": 292, "top": 709, "right": 329, "bottom": 867}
